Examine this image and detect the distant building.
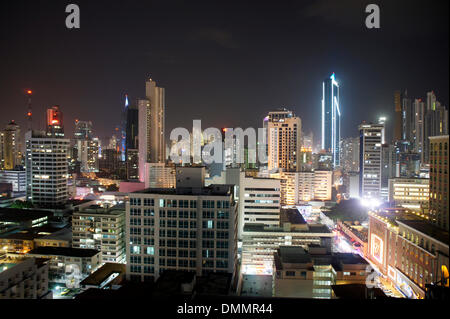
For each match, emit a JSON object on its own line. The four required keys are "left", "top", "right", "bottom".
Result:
{"left": 273, "top": 246, "right": 369, "bottom": 299}
{"left": 0, "top": 169, "right": 26, "bottom": 195}
{"left": 126, "top": 167, "right": 237, "bottom": 282}
{"left": 138, "top": 79, "right": 166, "bottom": 182}
{"left": 429, "top": 135, "right": 449, "bottom": 231}
{"left": 266, "top": 108, "right": 302, "bottom": 172}
{"left": 144, "top": 163, "right": 176, "bottom": 189}
{"left": 27, "top": 246, "right": 101, "bottom": 287}
{"left": 322, "top": 73, "right": 341, "bottom": 168}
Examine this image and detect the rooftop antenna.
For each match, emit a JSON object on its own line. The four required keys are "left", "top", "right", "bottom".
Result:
{"left": 26, "top": 89, "right": 33, "bottom": 131}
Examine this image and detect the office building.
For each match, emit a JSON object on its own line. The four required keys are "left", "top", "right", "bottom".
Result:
{"left": 322, "top": 73, "right": 341, "bottom": 168}
{"left": 266, "top": 108, "right": 302, "bottom": 172}
{"left": 46, "top": 106, "right": 64, "bottom": 138}
{"left": 429, "top": 135, "right": 449, "bottom": 231}
{"left": 144, "top": 163, "right": 176, "bottom": 189}
{"left": 368, "top": 209, "right": 449, "bottom": 298}
{"left": 138, "top": 79, "right": 166, "bottom": 182}
{"left": 72, "top": 204, "right": 126, "bottom": 263}
{"left": 279, "top": 170, "right": 332, "bottom": 204}
{"left": 358, "top": 123, "right": 383, "bottom": 200}
{"left": 273, "top": 246, "right": 369, "bottom": 299}
{"left": 126, "top": 167, "right": 237, "bottom": 282}
{"left": 1, "top": 121, "right": 22, "bottom": 170}
{"left": 424, "top": 95, "right": 448, "bottom": 163}
{"left": 25, "top": 130, "right": 70, "bottom": 208}
{"left": 340, "top": 137, "right": 359, "bottom": 173}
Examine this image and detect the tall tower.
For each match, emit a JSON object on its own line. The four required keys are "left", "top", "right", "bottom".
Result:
{"left": 138, "top": 78, "right": 165, "bottom": 182}
{"left": 393, "top": 90, "right": 402, "bottom": 142}
{"left": 322, "top": 73, "right": 341, "bottom": 168}
{"left": 266, "top": 108, "right": 302, "bottom": 172}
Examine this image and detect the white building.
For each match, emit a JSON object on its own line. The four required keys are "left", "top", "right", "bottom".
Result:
{"left": 25, "top": 131, "right": 70, "bottom": 207}
{"left": 72, "top": 204, "right": 126, "bottom": 263}
{"left": 0, "top": 169, "right": 26, "bottom": 195}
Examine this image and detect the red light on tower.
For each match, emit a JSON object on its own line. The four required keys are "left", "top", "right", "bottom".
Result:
{"left": 27, "top": 90, "right": 32, "bottom": 95}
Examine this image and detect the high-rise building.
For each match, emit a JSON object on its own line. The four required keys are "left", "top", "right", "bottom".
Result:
{"left": 126, "top": 149, "right": 139, "bottom": 180}
{"left": 1, "top": 121, "right": 22, "bottom": 170}
{"left": 358, "top": 123, "right": 383, "bottom": 200}
{"left": 388, "top": 178, "right": 429, "bottom": 212}
{"left": 429, "top": 135, "right": 449, "bottom": 231}
{"left": 126, "top": 167, "right": 237, "bottom": 281}
{"left": 322, "top": 73, "right": 341, "bottom": 167}
{"left": 266, "top": 108, "right": 302, "bottom": 172}
{"left": 46, "top": 106, "right": 64, "bottom": 138}
{"left": 424, "top": 94, "right": 448, "bottom": 164}
{"left": 239, "top": 174, "right": 281, "bottom": 238}
{"left": 25, "top": 130, "right": 70, "bottom": 208}
{"left": 74, "top": 120, "right": 99, "bottom": 173}
{"left": 72, "top": 204, "right": 126, "bottom": 264}
{"left": 138, "top": 79, "right": 166, "bottom": 182}
{"left": 279, "top": 170, "right": 332, "bottom": 204}
{"left": 394, "top": 90, "right": 402, "bottom": 142}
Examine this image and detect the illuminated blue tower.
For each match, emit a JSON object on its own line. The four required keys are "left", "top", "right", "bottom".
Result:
{"left": 322, "top": 73, "right": 341, "bottom": 167}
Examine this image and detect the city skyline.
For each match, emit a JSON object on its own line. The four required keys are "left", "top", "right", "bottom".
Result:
{"left": 0, "top": 0, "right": 448, "bottom": 142}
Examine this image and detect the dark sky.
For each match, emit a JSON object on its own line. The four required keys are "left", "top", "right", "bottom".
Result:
{"left": 0, "top": 0, "right": 448, "bottom": 144}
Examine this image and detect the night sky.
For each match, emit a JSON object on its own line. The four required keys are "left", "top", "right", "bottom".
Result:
{"left": 0, "top": 0, "right": 448, "bottom": 144}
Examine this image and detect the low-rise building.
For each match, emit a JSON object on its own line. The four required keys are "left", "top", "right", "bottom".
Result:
{"left": 0, "top": 257, "right": 52, "bottom": 299}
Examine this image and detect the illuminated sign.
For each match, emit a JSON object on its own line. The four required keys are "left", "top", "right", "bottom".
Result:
{"left": 388, "top": 265, "right": 396, "bottom": 281}
{"left": 371, "top": 234, "right": 384, "bottom": 264}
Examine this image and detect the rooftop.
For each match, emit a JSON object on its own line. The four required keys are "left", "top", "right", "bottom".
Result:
{"left": 243, "top": 223, "right": 331, "bottom": 234}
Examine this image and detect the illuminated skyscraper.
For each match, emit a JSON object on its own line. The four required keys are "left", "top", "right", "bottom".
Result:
{"left": 358, "top": 123, "right": 383, "bottom": 200}
{"left": 321, "top": 73, "right": 341, "bottom": 168}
